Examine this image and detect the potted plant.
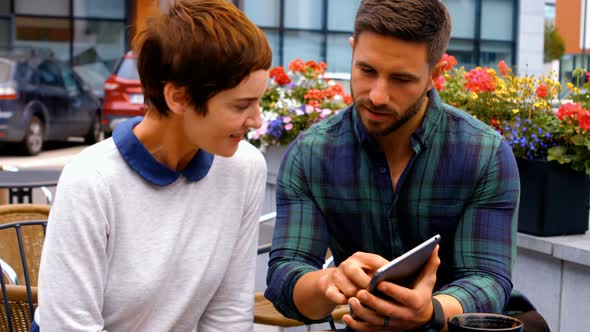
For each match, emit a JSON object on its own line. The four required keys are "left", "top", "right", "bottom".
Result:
{"left": 247, "top": 59, "right": 352, "bottom": 180}
{"left": 436, "top": 56, "right": 590, "bottom": 236}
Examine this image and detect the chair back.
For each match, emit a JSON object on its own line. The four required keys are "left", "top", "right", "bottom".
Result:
{"left": 0, "top": 204, "right": 50, "bottom": 286}
{"left": 0, "top": 204, "right": 50, "bottom": 332}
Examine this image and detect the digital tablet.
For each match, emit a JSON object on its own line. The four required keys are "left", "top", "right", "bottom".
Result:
{"left": 368, "top": 234, "right": 441, "bottom": 294}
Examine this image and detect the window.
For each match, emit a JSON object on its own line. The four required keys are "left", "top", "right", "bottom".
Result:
{"left": 327, "top": 0, "right": 361, "bottom": 32}
{"left": 73, "top": 20, "right": 126, "bottom": 71}
{"left": 37, "top": 61, "right": 64, "bottom": 87}
{"left": 241, "top": 0, "right": 280, "bottom": 27}
{"left": 447, "top": 39, "right": 476, "bottom": 69}
{"left": 73, "top": 0, "right": 126, "bottom": 19}
{"left": 480, "top": 41, "right": 512, "bottom": 67}
{"left": 283, "top": 31, "right": 323, "bottom": 65}
{"left": 0, "top": 62, "right": 11, "bottom": 82}
{"left": 15, "top": 17, "right": 71, "bottom": 62}
{"left": 16, "top": 0, "right": 69, "bottom": 16}
{"left": 327, "top": 33, "right": 352, "bottom": 73}
{"left": 284, "top": 0, "right": 323, "bottom": 30}
{"left": 60, "top": 64, "right": 82, "bottom": 95}
{"left": 262, "top": 29, "right": 281, "bottom": 66}
{"left": 0, "top": 1, "right": 9, "bottom": 14}
{"left": 481, "top": 0, "right": 513, "bottom": 41}
{"left": 0, "top": 19, "right": 9, "bottom": 49}
{"left": 115, "top": 57, "right": 139, "bottom": 80}
{"left": 443, "top": 0, "right": 476, "bottom": 39}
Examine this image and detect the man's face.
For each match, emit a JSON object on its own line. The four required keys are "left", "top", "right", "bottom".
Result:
{"left": 350, "top": 32, "right": 436, "bottom": 137}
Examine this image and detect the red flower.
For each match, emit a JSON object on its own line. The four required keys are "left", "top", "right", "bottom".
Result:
{"left": 288, "top": 59, "right": 305, "bottom": 73}
{"left": 535, "top": 84, "right": 549, "bottom": 98}
{"left": 464, "top": 68, "right": 496, "bottom": 92}
{"left": 498, "top": 60, "right": 508, "bottom": 76}
{"left": 440, "top": 53, "right": 457, "bottom": 72}
{"left": 434, "top": 75, "right": 446, "bottom": 91}
{"left": 556, "top": 102, "right": 582, "bottom": 120}
{"left": 270, "top": 66, "right": 286, "bottom": 79}
{"left": 275, "top": 74, "right": 291, "bottom": 85}
{"left": 269, "top": 66, "right": 291, "bottom": 85}
{"left": 343, "top": 95, "right": 353, "bottom": 104}
{"left": 305, "top": 60, "right": 325, "bottom": 74}
{"left": 579, "top": 109, "right": 590, "bottom": 130}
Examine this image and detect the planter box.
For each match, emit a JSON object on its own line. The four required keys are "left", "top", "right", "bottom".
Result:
{"left": 517, "top": 158, "right": 590, "bottom": 236}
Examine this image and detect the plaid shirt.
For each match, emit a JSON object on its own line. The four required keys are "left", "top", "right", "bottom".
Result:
{"left": 265, "top": 90, "right": 520, "bottom": 322}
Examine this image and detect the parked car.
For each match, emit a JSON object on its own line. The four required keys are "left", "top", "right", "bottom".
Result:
{"left": 0, "top": 49, "right": 103, "bottom": 155}
{"left": 101, "top": 51, "right": 145, "bottom": 137}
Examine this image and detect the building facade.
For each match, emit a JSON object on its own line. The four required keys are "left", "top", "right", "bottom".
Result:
{"left": 234, "top": 0, "right": 544, "bottom": 76}
{"left": 0, "top": 0, "right": 546, "bottom": 78}
{"left": 555, "top": 0, "right": 590, "bottom": 82}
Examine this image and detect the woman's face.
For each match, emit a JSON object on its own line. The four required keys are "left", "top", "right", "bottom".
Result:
{"left": 183, "top": 70, "right": 268, "bottom": 157}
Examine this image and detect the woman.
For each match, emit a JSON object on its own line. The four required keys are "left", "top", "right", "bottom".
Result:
{"left": 33, "top": 1, "right": 271, "bottom": 331}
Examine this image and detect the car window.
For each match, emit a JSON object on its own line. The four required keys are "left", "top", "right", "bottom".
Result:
{"left": 60, "top": 64, "right": 81, "bottom": 95}
{"left": 0, "top": 61, "right": 11, "bottom": 82}
{"left": 115, "top": 57, "right": 139, "bottom": 80}
{"left": 37, "top": 61, "right": 64, "bottom": 87}
{"left": 15, "top": 62, "right": 34, "bottom": 83}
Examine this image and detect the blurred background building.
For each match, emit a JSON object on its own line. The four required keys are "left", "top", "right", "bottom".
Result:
{"left": 554, "top": 0, "right": 590, "bottom": 82}
{"left": 0, "top": 0, "right": 547, "bottom": 79}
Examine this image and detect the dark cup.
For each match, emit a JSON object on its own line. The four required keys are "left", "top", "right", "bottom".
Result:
{"left": 448, "top": 313, "right": 523, "bottom": 332}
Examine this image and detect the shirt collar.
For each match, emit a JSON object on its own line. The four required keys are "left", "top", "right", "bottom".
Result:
{"left": 113, "top": 116, "right": 214, "bottom": 186}
{"left": 352, "top": 89, "right": 444, "bottom": 152}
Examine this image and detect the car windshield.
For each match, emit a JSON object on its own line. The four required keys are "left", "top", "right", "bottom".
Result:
{"left": 0, "top": 61, "right": 12, "bottom": 82}
{"left": 115, "top": 57, "right": 139, "bottom": 80}
{"left": 73, "top": 62, "right": 111, "bottom": 97}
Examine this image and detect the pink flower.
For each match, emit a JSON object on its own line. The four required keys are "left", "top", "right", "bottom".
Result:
{"left": 305, "top": 105, "right": 314, "bottom": 114}
{"left": 464, "top": 67, "right": 496, "bottom": 92}
{"left": 283, "top": 116, "right": 292, "bottom": 123}
{"left": 284, "top": 123, "right": 293, "bottom": 131}
{"left": 320, "top": 109, "right": 332, "bottom": 118}
{"left": 295, "top": 108, "right": 305, "bottom": 116}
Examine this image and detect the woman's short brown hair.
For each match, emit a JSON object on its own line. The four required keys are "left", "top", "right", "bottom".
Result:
{"left": 354, "top": 0, "right": 451, "bottom": 68}
{"left": 133, "top": 0, "right": 272, "bottom": 115}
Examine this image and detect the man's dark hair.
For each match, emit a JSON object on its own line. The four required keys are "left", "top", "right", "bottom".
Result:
{"left": 133, "top": 0, "right": 272, "bottom": 115}
{"left": 354, "top": 0, "right": 451, "bottom": 67}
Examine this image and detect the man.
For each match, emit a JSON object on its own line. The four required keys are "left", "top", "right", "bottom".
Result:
{"left": 265, "top": 1, "right": 548, "bottom": 331}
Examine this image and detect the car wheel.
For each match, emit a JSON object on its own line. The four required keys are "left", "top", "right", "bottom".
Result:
{"left": 85, "top": 113, "right": 103, "bottom": 144}
{"left": 21, "top": 116, "right": 44, "bottom": 156}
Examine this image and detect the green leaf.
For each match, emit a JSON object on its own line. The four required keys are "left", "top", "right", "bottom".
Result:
{"left": 572, "top": 134, "right": 586, "bottom": 146}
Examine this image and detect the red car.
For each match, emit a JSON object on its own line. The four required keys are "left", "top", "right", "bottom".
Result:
{"left": 101, "top": 52, "right": 145, "bottom": 136}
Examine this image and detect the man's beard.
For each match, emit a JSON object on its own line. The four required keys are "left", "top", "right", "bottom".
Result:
{"left": 351, "top": 84, "right": 429, "bottom": 137}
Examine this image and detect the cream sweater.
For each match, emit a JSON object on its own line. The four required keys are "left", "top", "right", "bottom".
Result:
{"left": 36, "top": 139, "right": 266, "bottom": 332}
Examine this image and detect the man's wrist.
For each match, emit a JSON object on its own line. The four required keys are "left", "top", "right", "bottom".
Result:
{"left": 421, "top": 297, "right": 445, "bottom": 332}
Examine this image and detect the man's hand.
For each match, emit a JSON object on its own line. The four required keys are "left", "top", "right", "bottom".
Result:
{"left": 320, "top": 252, "right": 390, "bottom": 305}
{"left": 294, "top": 252, "right": 388, "bottom": 319}
{"left": 342, "top": 246, "right": 441, "bottom": 331}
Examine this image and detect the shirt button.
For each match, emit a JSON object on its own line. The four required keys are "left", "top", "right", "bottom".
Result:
{"left": 380, "top": 167, "right": 387, "bottom": 173}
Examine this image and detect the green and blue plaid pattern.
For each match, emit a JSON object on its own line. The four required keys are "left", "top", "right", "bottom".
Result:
{"left": 265, "top": 90, "right": 520, "bottom": 322}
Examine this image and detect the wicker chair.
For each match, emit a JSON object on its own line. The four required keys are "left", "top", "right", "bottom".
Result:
{"left": 0, "top": 284, "right": 39, "bottom": 332}
{"left": 255, "top": 212, "right": 349, "bottom": 330}
{"left": 0, "top": 204, "right": 50, "bottom": 332}
{"left": 0, "top": 204, "right": 51, "bottom": 286}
